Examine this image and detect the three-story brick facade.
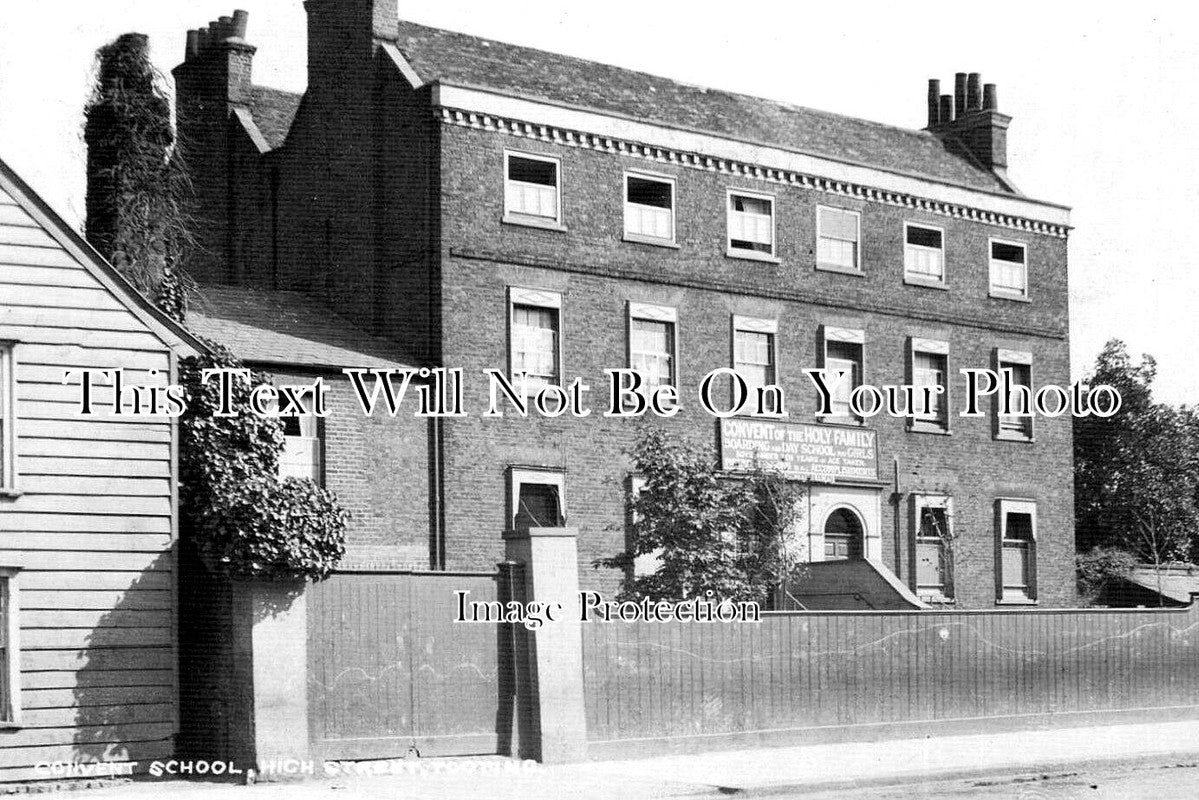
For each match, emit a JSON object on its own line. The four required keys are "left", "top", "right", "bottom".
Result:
{"left": 170, "top": 1, "right": 1075, "bottom": 608}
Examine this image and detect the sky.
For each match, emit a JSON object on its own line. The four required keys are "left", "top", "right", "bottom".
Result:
{"left": 0, "top": 1, "right": 1195, "bottom": 405}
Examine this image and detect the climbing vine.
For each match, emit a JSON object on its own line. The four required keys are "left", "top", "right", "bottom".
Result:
{"left": 178, "top": 344, "right": 347, "bottom": 581}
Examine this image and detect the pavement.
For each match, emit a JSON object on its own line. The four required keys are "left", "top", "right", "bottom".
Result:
{"left": 39, "top": 720, "right": 1199, "bottom": 799}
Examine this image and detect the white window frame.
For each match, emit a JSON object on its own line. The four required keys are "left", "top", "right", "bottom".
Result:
{"left": 903, "top": 222, "right": 946, "bottom": 286}
{"left": 913, "top": 495, "right": 953, "bottom": 602}
{"left": 909, "top": 338, "right": 950, "bottom": 433}
{"left": 503, "top": 150, "right": 563, "bottom": 230}
{"left": 627, "top": 302, "right": 678, "bottom": 389}
{"left": 732, "top": 315, "right": 779, "bottom": 409}
{"left": 274, "top": 393, "right": 324, "bottom": 485}
{"left": 726, "top": 189, "right": 777, "bottom": 261}
{"left": 989, "top": 237, "right": 1028, "bottom": 300}
{"left": 509, "top": 287, "right": 564, "bottom": 395}
{"left": 0, "top": 343, "right": 15, "bottom": 495}
{"left": 0, "top": 568, "right": 21, "bottom": 727}
{"left": 816, "top": 205, "right": 862, "bottom": 275}
{"left": 995, "top": 348, "right": 1034, "bottom": 442}
{"left": 508, "top": 467, "right": 566, "bottom": 532}
{"left": 997, "top": 498, "right": 1037, "bottom": 603}
{"left": 820, "top": 327, "right": 865, "bottom": 422}
{"left": 623, "top": 170, "right": 677, "bottom": 247}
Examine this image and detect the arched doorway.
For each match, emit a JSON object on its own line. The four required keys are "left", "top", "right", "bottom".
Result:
{"left": 823, "top": 507, "right": 864, "bottom": 560}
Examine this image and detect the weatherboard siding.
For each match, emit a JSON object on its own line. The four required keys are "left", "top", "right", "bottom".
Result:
{"left": 0, "top": 185, "right": 177, "bottom": 780}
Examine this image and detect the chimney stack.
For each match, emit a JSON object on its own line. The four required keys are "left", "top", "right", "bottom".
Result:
{"left": 924, "top": 72, "right": 1012, "bottom": 181}
{"left": 927, "top": 79, "right": 941, "bottom": 127}
{"left": 966, "top": 73, "right": 982, "bottom": 112}
{"left": 302, "top": 0, "right": 398, "bottom": 107}
{"left": 938, "top": 95, "right": 954, "bottom": 127}
{"left": 983, "top": 83, "right": 998, "bottom": 111}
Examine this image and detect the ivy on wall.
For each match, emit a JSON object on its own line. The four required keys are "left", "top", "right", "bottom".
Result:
{"left": 178, "top": 344, "right": 347, "bottom": 581}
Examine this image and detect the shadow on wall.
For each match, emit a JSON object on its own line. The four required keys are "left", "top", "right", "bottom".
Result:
{"left": 71, "top": 550, "right": 176, "bottom": 769}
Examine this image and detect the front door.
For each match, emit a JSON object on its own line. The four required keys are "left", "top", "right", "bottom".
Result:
{"left": 823, "top": 508, "right": 864, "bottom": 560}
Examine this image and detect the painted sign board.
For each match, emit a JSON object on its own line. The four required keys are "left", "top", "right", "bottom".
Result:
{"left": 718, "top": 419, "right": 879, "bottom": 482}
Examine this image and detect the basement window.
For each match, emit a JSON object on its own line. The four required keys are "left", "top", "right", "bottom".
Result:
{"left": 989, "top": 239, "right": 1027, "bottom": 298}
{"left": 727, "top": 191, "right": 775, "bottom": 259}
{"left": 624, "top": 173, "right": 676, "bottom": 245}
{"left": 504, "top": 151, "right": 562, "bottom": 228}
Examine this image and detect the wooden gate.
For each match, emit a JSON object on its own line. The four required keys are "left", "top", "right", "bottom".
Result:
{"left": 307, "top": 569, "right": 516, "bottom": 760}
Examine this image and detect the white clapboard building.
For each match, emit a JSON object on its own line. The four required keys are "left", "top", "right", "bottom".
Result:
{"left": 0, "top": 155, "right": 202, "bottom": 780}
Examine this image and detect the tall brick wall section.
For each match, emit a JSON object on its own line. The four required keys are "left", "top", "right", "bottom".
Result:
{"left": 268, "top": 370, "right": 431, "bottom": 569}
{"left": 433, "top": 122, "right": 1076, "bottom": 608}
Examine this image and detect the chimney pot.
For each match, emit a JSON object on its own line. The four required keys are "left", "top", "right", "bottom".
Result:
{"left": 232, "top": 10, "right": 249, "bottom": 39}
{"left": 983, "top": 83, "right": 998, "bottom": 111}
{"left": 939, "top": 94, "right": 954, "bottom": 125}
{"left": 953, "top": 73, "right": 967, "bottom": 120}
{"left": 185, "top": 29, "right": 200, "bottom": 61}
{"left": 927, "top": 79, "right": 941, "bottom": 127}
{"left": 967, "top": 73, "right": 982, "bottom": 112}
{"left": 197, "top": 26, "right": 210, "bottom": 52}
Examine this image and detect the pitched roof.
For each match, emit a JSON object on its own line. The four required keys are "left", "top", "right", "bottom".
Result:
{"left": 0, "top": 156, "right": 205, "bottom": 357}
{"left": 394, "top": 21, "right": 1011, "bottom": 195}
{"left": 187, "top": 285, "right": 413, "bottom": 370}
{"left": 247, "top": 86, "right": 302, "bottom": 151}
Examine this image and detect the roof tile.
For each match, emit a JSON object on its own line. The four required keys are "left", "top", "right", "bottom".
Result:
{"left": 187, "top": 285, "right": 413, "bottom": 370}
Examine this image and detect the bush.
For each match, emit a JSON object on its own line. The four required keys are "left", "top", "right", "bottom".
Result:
{"left": 179, "top": 344, "right": 347, "bottom": 581}
{"left": 1076, "top": 546, "right": 1137, "bottom": 605}
{"left": 598, "top": 427, "right": 804, "bottom": 603}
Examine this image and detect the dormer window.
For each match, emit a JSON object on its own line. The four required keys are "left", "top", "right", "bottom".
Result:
{"left": 623, "top": 173, "right": 675, "bottom": 246}
{"left": 504, "top": 151, "right": 562, "bottom": 228}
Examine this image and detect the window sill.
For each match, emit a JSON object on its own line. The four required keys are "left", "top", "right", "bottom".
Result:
{"left": 904, "top": 275, "right": 948, "bottom": 290}
{"left": 908, "top": 424, "right": 951, "bottom": 436}
{"left": 623, "top": 233, "right": 679, "bottom": 249}
{"left": 995, "top": 432, "right": 1035, "bottom": 444}
{"left": 817, "top": 415, "right": 865, "bottom": 427}
{"left": 815, "top": 263, "right": 865, "bottom": 277}
{"left": 726, "top": 247, "right": 780, "bottom": 264}
{"left": 996, "top": 596, "right": 1038, "bottom": 606}
{"left": 503, "top": 214, "right": 566, "bottom": 233}
{"left": 919, "top": 594, "right": 955, "bottom": 605}
{"left": 989, "top": 289, "right": 1031, "bottom": 303}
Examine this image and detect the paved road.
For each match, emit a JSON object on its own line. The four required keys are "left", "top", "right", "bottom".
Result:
{"left": 795, "top": 760, "right": 1199, "bottom": 799}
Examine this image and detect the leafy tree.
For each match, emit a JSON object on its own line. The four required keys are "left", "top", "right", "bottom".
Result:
{"left": 1074, "top": 340, "right": 1199, "bottom": 575}
{"left": 84, "top": 32, "right": 194, "bottom": 318}
{"left": 179, "top": 345, "right": 348, "bottom": 581}
{"left": 597, "top": 428, "right": 805, "bottom": 603}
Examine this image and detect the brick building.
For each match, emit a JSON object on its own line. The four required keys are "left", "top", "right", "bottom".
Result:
{"left": 169, "top": 2, "right": 1075, "bottom": 608}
